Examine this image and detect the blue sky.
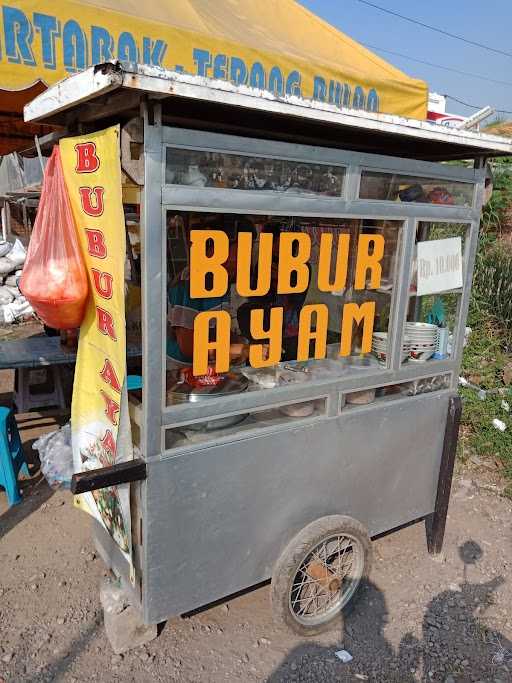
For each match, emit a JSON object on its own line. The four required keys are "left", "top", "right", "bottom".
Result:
{"left": 301, "top": 0, "right": 512, "bottom": 120}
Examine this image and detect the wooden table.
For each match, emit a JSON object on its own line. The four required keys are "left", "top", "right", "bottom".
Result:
{"left": 0, "top": 335, "right": 141, "bottom": 370}
{"left": 0, "top": 336, "right": 141, "bottom": 412}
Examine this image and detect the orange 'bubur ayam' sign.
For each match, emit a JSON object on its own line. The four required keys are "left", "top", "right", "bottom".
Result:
{"left": 190, "top": 230, "right": 385, "bottom": 375}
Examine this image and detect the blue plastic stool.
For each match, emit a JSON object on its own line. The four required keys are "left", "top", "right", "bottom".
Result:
{"left": 0, "top": 406, "right": 29, "bottom": 506}
{"left": 127, "top": 375, "right": 143, "bottom": 391}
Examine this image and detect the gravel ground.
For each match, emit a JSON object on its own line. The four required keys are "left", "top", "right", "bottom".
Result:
{"left": 1, "top": 369, "right": 512, "bottom": 682}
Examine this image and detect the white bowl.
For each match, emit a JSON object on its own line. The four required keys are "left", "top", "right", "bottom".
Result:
{"left": 407, "top": 331, "right": 438, "bottom": 338}
{"left": 409, "top": 349, "right": 435, "bottom": 362}
{"left": 406, "top": 322, "right": 438, "bottom": 331}
{"left": 372, "top": 350, "right": 410, "bottom": 365}
{"left": 408, "top": 331, "right": 438, "bottom": 338}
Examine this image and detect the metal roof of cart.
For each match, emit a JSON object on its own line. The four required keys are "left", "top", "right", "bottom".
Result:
{"left": 24, "top": 61, "right": 512, "bottom": 162}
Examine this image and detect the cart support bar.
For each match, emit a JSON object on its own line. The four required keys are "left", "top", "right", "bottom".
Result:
{"left": 71, "top": 459, "right": 147, "bottom": 494}
{"left": 426, "top": 395, "right": 462, "bottom": 555}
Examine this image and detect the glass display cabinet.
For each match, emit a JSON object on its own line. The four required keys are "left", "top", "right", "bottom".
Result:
{"left": 24, "top": 62, "right": 512, "bottom": 640}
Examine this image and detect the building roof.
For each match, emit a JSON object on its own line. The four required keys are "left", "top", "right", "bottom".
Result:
{"left": 25, "top": 62, "right": 512, "bottom": 161}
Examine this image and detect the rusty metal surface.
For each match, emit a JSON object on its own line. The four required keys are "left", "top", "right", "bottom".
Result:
{"left": 0, "top": 82, "right": 55, "bottom": 155}
{"left": 24, "top": 62, "right": 512, "bottom": 159}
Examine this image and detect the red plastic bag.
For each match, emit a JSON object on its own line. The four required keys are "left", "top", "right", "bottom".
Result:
{"left": 20, "top": 146, "right": 88, "bottom": 329}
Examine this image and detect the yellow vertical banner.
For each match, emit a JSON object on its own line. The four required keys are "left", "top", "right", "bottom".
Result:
{"left": 60, "top": 126, "right": 133, "bottom": 569}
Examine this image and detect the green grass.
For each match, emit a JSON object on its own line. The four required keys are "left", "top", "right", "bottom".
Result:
{"left": 458, "top": 156, "right": 512, "bottom": 483}
{"left": 459, "top": 310, "right": 512, "bottom": 479}
{"left": 471, "top": 240, "right": 512, "bottom": 336}
{"left": 482, "top": 158, "right": 512, "bottom": 236}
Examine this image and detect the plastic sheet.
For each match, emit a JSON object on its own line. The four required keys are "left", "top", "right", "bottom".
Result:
{"left": 0, "top": 297, "right": 33, "bottom": 323}
{"left": 0, "top": 238, "right": 25, "bottom": 275}
{"left": 0, "top": 285, "right": 14, "bottom": 304}
{"left": 33, "top": 423, "right": 73, "bottom": 489}
{"left": 0, "top": 240, "right": 13, "bottom": 258}
{"left": 4, "top": 270, "right": 23, "bottom": 287}
{"left": 19, "top": 146, "right": 88, "bottom": 329}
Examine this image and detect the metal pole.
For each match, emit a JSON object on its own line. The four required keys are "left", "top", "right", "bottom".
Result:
{"left": 426, "top": 395, "right": 462, "bottom": 554}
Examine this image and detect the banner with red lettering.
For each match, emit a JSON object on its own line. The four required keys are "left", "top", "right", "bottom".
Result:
{"left": 60, "top": 126, "right": 134, "bottom": 573}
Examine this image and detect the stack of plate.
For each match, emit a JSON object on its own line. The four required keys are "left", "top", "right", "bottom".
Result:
{"left": 372, "top": 331, "right": 411, "bottom": 366}
{"left": 405, "top": 322, "right": 439, "bottom": 362}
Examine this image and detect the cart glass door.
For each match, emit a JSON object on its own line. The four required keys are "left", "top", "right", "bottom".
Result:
{"left": 156, "top": 127, "right": 480, "bottom": 452}
{"left": 165, "top": 211, "right": 402, "bottom": 410}
{"left": 401, "top": 221, "right": 470, "bottom": 365}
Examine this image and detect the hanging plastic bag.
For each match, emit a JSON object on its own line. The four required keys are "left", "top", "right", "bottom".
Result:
{"left": 19, "top": 146, "right": 88, "bottom": 329}
{"left": 0, "top": 240, "right": 13, "bottom": 258}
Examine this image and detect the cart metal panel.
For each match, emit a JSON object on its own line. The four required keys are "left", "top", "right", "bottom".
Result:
{"left": 143, "top": 391, "right": 449, "bottom": 623}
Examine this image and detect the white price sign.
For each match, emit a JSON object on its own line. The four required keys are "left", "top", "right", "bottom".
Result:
{"left": 416, "top": 237, "right": 463, "bottom": 296}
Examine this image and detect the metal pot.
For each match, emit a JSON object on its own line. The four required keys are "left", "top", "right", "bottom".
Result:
{"left": 166, "top": 370, "right": 249, "bottom": 431}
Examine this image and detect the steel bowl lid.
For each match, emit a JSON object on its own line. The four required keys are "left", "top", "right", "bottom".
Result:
{"left": 167, "top": 370, "right": 249, "bottom": 399}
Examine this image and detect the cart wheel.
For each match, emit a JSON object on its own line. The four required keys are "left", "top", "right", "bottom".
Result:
{"left": 271, "top": 515, "right": 372, "bottom": 636}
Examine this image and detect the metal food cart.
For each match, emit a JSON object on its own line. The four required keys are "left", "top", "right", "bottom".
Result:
{"left": 24, "top": 62, "right": 512, "bottom": 639}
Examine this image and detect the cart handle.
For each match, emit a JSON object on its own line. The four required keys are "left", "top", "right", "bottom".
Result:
{"left": 71, "top": 459, "right": 147, "bottom": 494}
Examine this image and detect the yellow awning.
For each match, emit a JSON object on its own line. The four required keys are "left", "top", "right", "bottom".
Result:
{"left": 0, "top": 0, "right": 428, "bottom": 119}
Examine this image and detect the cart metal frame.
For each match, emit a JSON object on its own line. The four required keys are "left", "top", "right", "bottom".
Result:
{"left": 25, "top": 62, "right": 512, "bottom": 626}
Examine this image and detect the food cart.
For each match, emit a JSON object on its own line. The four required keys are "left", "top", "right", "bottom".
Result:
{"left": 24, "top": 61, "right": 512, "bottom": 640}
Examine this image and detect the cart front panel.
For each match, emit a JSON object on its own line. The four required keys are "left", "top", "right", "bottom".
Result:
{"left": 142, "top": 391, "right": 449, "bottom": 623}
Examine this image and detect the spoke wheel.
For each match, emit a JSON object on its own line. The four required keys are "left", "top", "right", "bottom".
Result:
{"left": 289, "top": 532, "right": 364, "bottom": 627}
{"left": 272, "top": 516, "right": 372, "bottom": 636}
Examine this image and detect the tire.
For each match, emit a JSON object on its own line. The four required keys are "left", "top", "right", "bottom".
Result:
{"left": 271, "top": 515, "right": 372, "bottom": 637}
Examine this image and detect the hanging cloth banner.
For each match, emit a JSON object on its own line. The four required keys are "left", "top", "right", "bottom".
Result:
{"left": 60, "top": 125, "right": 134, "bottom": 572}
{"left": 0, "top": 0, "right": 427, "bottom": 120}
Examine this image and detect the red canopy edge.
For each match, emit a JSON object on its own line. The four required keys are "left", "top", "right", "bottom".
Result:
{"left": 0, "top": 82, "right": 55, "bottom": 156}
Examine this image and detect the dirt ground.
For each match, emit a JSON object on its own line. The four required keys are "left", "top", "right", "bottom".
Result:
{"left": 1, "top": 364, "right": 512, "bottom": 683}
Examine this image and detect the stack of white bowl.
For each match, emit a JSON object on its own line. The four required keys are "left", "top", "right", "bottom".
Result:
{"left": 405, "top": 322, "right": 439, "bottom": 362}
{"left": 372, "top": 331, "right": 411, "bottom": 366}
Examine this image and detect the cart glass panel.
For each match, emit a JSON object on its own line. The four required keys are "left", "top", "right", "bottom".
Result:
{"left": 359, "top": 171, "right": 474, "bottom": 207}
{"left": 401, "top": 222, "right": 469, "bottom": 365}
{"left": 165, "top": 148, "right": 345, "bottom": 196}
{"left": 165, "top": 211, "right": 403, "bottom": 412}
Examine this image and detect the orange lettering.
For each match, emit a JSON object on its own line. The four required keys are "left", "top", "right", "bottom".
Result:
{"left": 193, "top": 311, "right": 231, "bottom": 375}
{"left": 100, "top": 390, "right": 120, "bottom": 426}
{"left": 79, "top": 186, "right": 105, "bottom": 217}
{"left": 277, "top": 232, "right": 311, "bottom": 294}
{"left": 297, "top": 304, "right": 328, "bottom": 361}
{"left": 99, "top": 359, "right": 121, "bottom": 393}
{"left": 189, "top": 230, "right": 229, "bottom": 299}
{"left": 92, "top": 269, "right": 113, "bottom": 299}
{"left": 249, "top": 307, "right": 283, "bottom": 368}
{"left": 354, "top": 235, "right": 385, "bottom": 290}
{"left": 340, "top": 302, "right": 376, "bottom": 356}
{"left": 75, "top": 142, "right": 99, "bottom": 173}
{"left": 97, "top": 307, "right": 117, "bottom": 341}
{"left": 236, "top": 231, "right": 273, "bottom": 297}
{"left": 85, "top": 229, "right": 107, "bottom": 258}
